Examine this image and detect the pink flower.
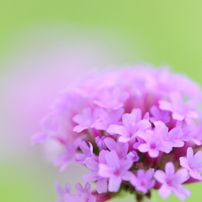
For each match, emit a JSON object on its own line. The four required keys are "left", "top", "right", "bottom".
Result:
{"left": 180, "top": 147, "right": 202, "bottom": 180}
{"left": 138, "top": 125, "right": 173, "bottom": 158}
{"left": 98, "top": 150, "right": 133, "bottom": 192}
{"left": 84, "top": 157, "right": 108, "bottom": 194}
{"left": 154, "top": 162, "right": 191, "bottom": 200}
{"left": 107, "top": 108, "right": 151, "bottom": 142}
{"left": 76, "top": 141, "right": 95, "bottom": 164}
{"left": 75, "top": 182, "right": 96, "bottom": 202}
{"left": 150, "top": 105, "right": 170, "bottom": 123}
{"left": 35, "top": 67, "right": 202, "bottom": 201}
{"left": 104, "top": 137, "right": 129, "bottom": 159}
{"left": 55, "top": 182, "right": 96, "bottom": 202}
{"left": 73, "top": 107, "right": 102, "bottom": 133}
{"left": 93, "top": 87, "right": 129, "bottom": 110}
{"left": 94, "top": 108, "right": 124, "bottom": 130}
{"left": 131, "top": 169, "right": 155, "bottom": 194}
{"left": 54, "top": 137, "right": 81, "bottom": 170}
{"left": 159, "top": 92, "right": 198, "bottom": 121}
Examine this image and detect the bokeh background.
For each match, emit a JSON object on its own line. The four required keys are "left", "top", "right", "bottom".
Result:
{"left": 1, "top": 1, "right": 202, "bottom": 202}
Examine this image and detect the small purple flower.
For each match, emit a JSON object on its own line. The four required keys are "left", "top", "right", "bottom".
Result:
{"left": 180, "top": 147, "right": 202, "bottom": 180}
{"left": 98, "top": 150, "right": 133, "bottom": 192}
{"left": 54, "top": 137, "right": 81, "bottom": 170}
{"left": 55, "top": 182, "right": 96, "bottom": 202}
{"left": 159, "top": 92, "right": 198, "bottom": 121}
{"left": 131, "top": 169, "right": 155, "bottom": 194}
{"left": 138, "top": 125, "right": 173, "bottom": 158}
{"left": 154, "top": 162, "right": 191, "bottom": 200}
{"left": 188, "top": 122, "right": 202, "bottom": 146}
{"left": 150, "top": 105, "right": 170, "bottom": 124}
{"left": 73, "top": 107, "right": 102, "bottom": 133}
{"left": 84, "top": 157, "right": 108, "bottom": 194}
{"left": 76, "top": 141, "right": 95, "bottom": 164}
{"left": 165, "top": 127, "right": 185, "bottom": 148}
{"left": 93, "top": 108, "right": 124, "bottom": 130}
{"left": 75, "top": 182, "right": 96, "bottom": 202}
{"left": 55, "top": 182, "right": 72, "bottom": 202}
{"left": 107, "top": 108, "right": 151, "bottom": 142}
{"left": 93, "top": 87, "right": 129, "bottom": 110}
{"left": 104, "top": 137, "right": 129, "bottom": 159}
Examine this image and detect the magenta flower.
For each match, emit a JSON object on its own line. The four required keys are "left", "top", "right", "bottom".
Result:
{"left": 98, "top": 150, "right": 133, "bottom": 192}
{"left": 154, "top": 162, "right": 191, "bottom": 200}
{"left": 34, "top": 67, "right": 202, "bottom": 202}
{"left": 55, "top": 182, "right": 72, "bottom": 202}
{"left": 54, "top": 137, "right": 81, "bottom": 171}
{"left": 138, "top": 125, "right": 173, "bottom": 158}
{"left": 73, "top": 107, "right": 102, "bottom": 133}
{"left": 94, "top": 108, "right": 124, "bottom": 130}
{"left": 76, "top": 141, "right": 95, "bottom": 164}
{"left": 104, "top": 137, "right": 129, "bottom": 159}
{"left": 131, "top": 169, "right": 155, "bottom": 194}
{"left": 75, "top": 182, "right": 96, "bottom": 202}
{"left": 150, "top": 105, "right": 170, "bottom": 124}
{"left": 107, "top": 108, "right": 151, "bottom": 142}
{"left": 55, "top": 182, "right": 96, "bottom": 202}
{"left": 180, "top": 147, "right": 202, "bottom": 180}
{"left": 93, "top": 87, "right": 129, "bottom": 110}
{"left": 83, "top": 155, "right": 108, "bottom": 194}
{"left": 159, "top": 92, "right": 198, "bottom": 121}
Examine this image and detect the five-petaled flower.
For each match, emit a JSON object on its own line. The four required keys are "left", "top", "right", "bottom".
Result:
{"left": 154, "top": 162, "right": 191, "bottom": 200}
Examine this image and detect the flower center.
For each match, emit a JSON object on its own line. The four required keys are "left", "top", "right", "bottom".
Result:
{"left": 114, "top": 169, "right": 121, "bottom": 176}
{"left": 166, "top": 178, "right": 172, "bottom": 186}
{"left": 150, "top": 143, "right": 157, "bottom": 150}
{"left": 140, "top": 180, "right": 146, "bottom": 187}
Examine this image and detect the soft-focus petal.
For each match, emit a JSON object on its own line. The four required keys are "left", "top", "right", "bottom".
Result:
{"left": 108, "top": 176, "right": 122, "bottom": 192}
{"left": 159, "top": 184, "right": 172, "bottom": 199}
{"left": 107, "top": 124, "right": 127, "bottom": 136}
{"left": 98, "top": 164, "right": 112, "bottom": 178}
{"left": 96, "top": 178, "right": 108, "bottom": 194}
{"left": 154, "top": 170, "right": 166, "bottom": 184}
{"left": 165, "top": 162, "right": 175, "bottom": 175}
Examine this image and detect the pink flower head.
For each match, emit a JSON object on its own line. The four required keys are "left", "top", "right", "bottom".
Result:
{"left": 34, "top": 66, "right": 202, "bottom": 201}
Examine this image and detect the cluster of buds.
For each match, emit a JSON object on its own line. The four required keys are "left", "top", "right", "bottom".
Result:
{"left": 33, "top": 66, "right": 202, "bottom": 201}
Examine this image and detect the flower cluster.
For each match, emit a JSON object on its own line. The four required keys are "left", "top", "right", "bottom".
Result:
{"left": 33, "top": 66, "right": 202, "bottom": 201}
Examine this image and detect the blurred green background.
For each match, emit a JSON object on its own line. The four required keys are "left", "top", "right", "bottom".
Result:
{"left": 1, "top": 1, "right": 202, "bottom": 202}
